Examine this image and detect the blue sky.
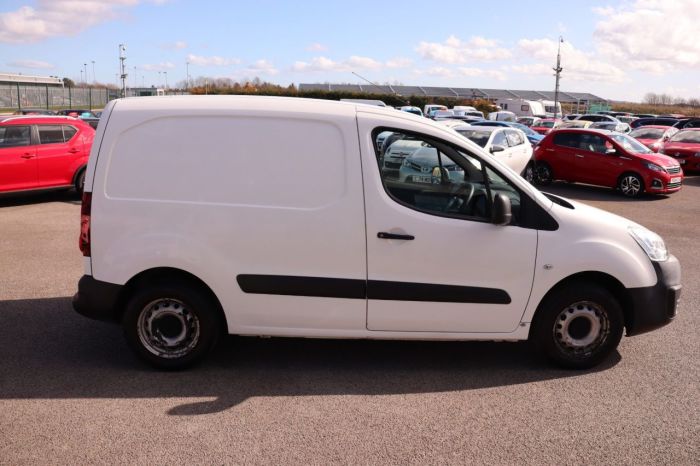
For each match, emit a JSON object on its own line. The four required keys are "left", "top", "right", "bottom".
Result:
{"left": 1, "top": 0, "right": 699, "bottom": 101}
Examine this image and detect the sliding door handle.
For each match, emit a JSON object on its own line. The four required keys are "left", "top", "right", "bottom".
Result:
{"left": 378, "top": 232, "right": 415, "bottom": 240}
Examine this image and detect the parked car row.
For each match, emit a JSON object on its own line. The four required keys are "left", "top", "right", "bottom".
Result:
{"left": 11, "top": 108, "right": 101, "bottom": 129}
{"left": 0, "top": 115, "right": 94, "bottom": 195}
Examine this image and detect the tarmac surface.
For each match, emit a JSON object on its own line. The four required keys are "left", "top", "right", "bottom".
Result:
{"left": 1, "top": 178, "right": 698, "bottom": 465}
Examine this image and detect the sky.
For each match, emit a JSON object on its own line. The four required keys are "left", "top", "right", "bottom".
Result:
{"left": 1, "top": 0, "right": 699, "bottom": 102}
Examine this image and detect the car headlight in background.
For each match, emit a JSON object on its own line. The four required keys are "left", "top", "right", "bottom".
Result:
{"left": 629, "top": 226, "right": 668, "bottom": 261}
{"left": 645, "top": 163, "right": 664, "bottom": 172}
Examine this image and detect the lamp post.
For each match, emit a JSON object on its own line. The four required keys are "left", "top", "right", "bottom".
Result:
{"left": 186, "top": 61, "right": 190, "bottom": 91}
{"left": 83, "top": 63, "right": 88, "bottom": 84}
{"left": 164, "top": 71, "right": 168, "bottom": 90}
{"left": 91, "top": 60, "right": 95, "bottom": 83}
{"left": 553, "top": 36, "right": 563, "bottom": 118}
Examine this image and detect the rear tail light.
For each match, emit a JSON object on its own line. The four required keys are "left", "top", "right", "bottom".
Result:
{"left": 79, "top": 192, "right": 91, "bottom": 257}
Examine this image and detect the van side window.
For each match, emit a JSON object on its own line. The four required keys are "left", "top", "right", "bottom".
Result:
{"left": 0, "top": 126, "right": 31, "bottom": 148}
{"left": 374, "top": 130, "right": 521, "bottom": 223}
{"left": 38, "top": 125, "right": 65, "bottom": 144}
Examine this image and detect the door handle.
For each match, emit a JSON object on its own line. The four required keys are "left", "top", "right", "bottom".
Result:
{"left": 378, "top": 232, "right": 415, "bottom": 240}
{"left": 21, "top": 153, "right": 35, "bottom": 159}
{"left": 68, "top": 148, "right": 79, "bottom": 154}
{"left": 575, "top": 154, "right": 584, "bottom": 158}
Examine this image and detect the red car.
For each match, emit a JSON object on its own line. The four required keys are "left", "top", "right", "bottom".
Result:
{"left": 534, "top": 128, "right": 683, "bottom": 197}
{"left": 531, "top": 118, "right": 562, "bottom": 135}
{"left": 0, "top": 116, "right": 94, "bottom": 194}
{"left": 659, "top": 128, "right": 700, "bottom": 172}
{"left": 629, "top": 125, "right": 678, "bottom": 152}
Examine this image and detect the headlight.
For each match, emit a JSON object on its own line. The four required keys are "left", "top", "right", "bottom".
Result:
{"left": 628, "top": 226, "right": 668, "bottom": 261}
{"left": 402, "top": 159, "right": 411, "bottom": 167}
{"left": 645, "top": 162, "right": 664, "bottom": 172}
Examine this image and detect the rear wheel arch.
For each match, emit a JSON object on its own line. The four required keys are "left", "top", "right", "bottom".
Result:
{"left": 117, "top": 267, "right": 228, "bottom": 333}
{"left": 72, "top": 164, "right": 87, "bottom": 193}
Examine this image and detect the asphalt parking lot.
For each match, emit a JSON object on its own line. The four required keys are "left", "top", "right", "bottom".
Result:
{"left": 1, "top": 179, "right": 698, "bottom": 465}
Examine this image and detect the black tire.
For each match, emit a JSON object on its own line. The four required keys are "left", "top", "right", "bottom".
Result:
{"left": 618, "top": 173, "right": 644, "bottom": 198}
{"left": 75, "top": 169, "right": 86, "bottom": 194}
{"left": 534, "top": 162, "right": 553, "bottom": 186}
{"left": 122, "top": 279, "right": 221, "bottom": 370}
{"left": 531, "top": 282, "right": 624, "bottom": 369}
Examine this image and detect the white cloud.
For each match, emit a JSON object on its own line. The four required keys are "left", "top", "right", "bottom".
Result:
{"left": 186, "top": 54, "right": 240, "bottom": 67}
{"left": 306, "top": 43, "right": 328, "bottom": 52}
{"left": 416, "top": 35, "right": 512, "bottom": 64}
{"left": 8, "top": 59, "right": 54, "bottom": 69}
{"left": 458, "top": 67, "right": 507, "bottom": 81}
{"left": 162, "top": 40, "right": 187, "bottom": 50}
{"left": 139, "top": 62, "right": 175, "bottom": 71}
{"left": 292, "top": 55, "right": 382, "bottom": 72}
{"left": 0, "top": 0, "right": 165, "bottom": 44}
{"left": 517, "top": 38, "right": 625, "bottom": 83}
{"left": 245, "top": 59, "right": 279, "bottom": 76}
{"left": 386, "top": 57, "right": 413, "bottom": 68}
{"left": 413, "top": 67, "right": 455, "bottom": 78}
{"left": 594, "top": 0, "right": 700, "bottom": 73}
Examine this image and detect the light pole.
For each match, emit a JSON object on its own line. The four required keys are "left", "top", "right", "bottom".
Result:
{"left": 164, "top": 71, "right": 168, "bottom": 90}
{"left": 553, "top": 36, "right": 563, "bottom": 118}
{"left": 80, "top": 69, "right": 83, "bottom": 84}
{"left": 158, "top": 71, "right": 162, "bottom": 87}
{"left": 91, "top": 60, "right": 95, "bottom": 83}
{"left": 83, "top": 63, "right": 88, "bottom": 84}
{"left": 186, "top": 61, "right": 190, "bottom": 91}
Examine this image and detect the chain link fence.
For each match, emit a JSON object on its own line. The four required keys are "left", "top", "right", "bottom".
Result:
{"left": 0, "top": 84, "right": 118, "bottom": 111}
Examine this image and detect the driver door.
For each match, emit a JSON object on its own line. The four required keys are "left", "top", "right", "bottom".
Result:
{"left": 357, "top": 113, "right": 538, "bottom": 333}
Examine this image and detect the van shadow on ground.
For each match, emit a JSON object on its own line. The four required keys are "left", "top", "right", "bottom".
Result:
{"left": 0, "top": 297, "right": 620, "bottom": 416}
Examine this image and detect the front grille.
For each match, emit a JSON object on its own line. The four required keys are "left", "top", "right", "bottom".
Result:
{"left": 666, "top": 166, "right": 681, "bottom": 175}
{"left": 385, "top": 161, "right": 402, "bottom": 169}
{"left": 667, "top": 181, "right": 682, "bottom": 189}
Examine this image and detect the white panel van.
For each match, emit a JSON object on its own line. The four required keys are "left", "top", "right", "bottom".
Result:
{"left": 73, "top": 96, "right": 681, "bottom": 370}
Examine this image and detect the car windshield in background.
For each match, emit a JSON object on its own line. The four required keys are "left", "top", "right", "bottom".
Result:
{"left": 610, "top": 134, "right": 652, "bottom": 153}
{"left": 455, "top": 129, "right": 490, "bottom": 147}
{"left": 669, "top": 131, "right": 700, "bottom": 143}
{"left": 540, "top": 121, "right": 555, "bottom": 128}
{"left": 509, "top": 123, "right": 536, "bottom": 135}
{"left": 630, "top": 128, "right": 664, "bottom": 139}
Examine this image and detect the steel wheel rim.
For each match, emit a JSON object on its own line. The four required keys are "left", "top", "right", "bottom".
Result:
{"left": 137, "top": 298, "right": 200, "bottom": 359}
{"left": 553, "top": 300, "right": 610, "bottom": 357}
{"left": 620, "top": 176, "right": 641, "bottom": 196}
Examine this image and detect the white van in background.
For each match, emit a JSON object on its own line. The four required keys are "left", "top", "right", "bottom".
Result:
{"left": 488, "top": 110, "right": 517, "bottom": 122}
{"left": 496, "top": 99, "right": 546, "bottom": 118}
{"left": 73, "top": 96, "right": 681, "bottom": 370}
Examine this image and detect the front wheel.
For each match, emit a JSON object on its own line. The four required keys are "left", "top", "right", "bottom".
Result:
{"left": 618, "top": 173, "right": 644, "bottom": 198}
{"left": 534, "top": 162, "right": 553, "bottom": 186}
{"left": 531, "top": 282, "right": 624, "bottom": 369}
{"left": 75, "top": 169, "right": 86, "bottom": 194}
{"left": 122, "top": 280, "right": 221, "bottom": 369}
{"left": 522, "top": 163, "right": 535, "bottom": 185}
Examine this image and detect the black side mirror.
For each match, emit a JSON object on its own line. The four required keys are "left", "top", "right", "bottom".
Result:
{"left": 492, "top": 193, "right": 512, "bottom": 226}
{"left": 490, "top": 145, "right": 506, "bottom": 153}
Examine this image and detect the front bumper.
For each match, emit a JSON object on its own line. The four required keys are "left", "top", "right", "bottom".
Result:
{"left": 72, "top": 275, "right": 123, "bottom": 323}
{"left": 626, "top": 255, "right": 681, "bottom": 336}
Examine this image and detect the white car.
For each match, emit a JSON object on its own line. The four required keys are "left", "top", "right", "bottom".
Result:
{"left": 450, "top": 125, "right": 532, "bottom": 175}
{"left": 73, "top": 96, "right": 681, "bottom": 370}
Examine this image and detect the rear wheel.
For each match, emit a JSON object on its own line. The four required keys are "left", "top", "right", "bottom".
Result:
{"left": 531, "top": 282, "right": 624, "bottom": 369}
{"left": 618, "top": 173, "right": 644, "bottom": 198}
{"left": 122, "top": 279, "right": 221, "bottom": 369}
{"left": 75, "top": 169, "right": 86, "bottom": 194}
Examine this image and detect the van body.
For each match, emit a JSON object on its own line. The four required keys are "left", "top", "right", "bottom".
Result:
{"left": 488, "top": 111, "right": 517, "bottom": 122}
{"left": 73, "top": 96, "right": 681, "bottom": 369}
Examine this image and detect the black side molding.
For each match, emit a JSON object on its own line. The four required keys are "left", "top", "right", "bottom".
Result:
{"left": 237, "top": 275, "right": 511, "bottom": 305}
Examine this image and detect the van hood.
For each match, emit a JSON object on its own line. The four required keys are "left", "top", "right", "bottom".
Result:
{"left": 546, "top": 192, "right": 644, "bottom": 232}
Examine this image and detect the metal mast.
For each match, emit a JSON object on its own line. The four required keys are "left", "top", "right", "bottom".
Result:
{"left": 119, "top": 44, "right": 128, "bottom": 98}
{"left": 553, "top": 36, "right": 563, "bottom": 118}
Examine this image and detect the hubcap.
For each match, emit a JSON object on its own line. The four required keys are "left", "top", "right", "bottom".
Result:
{"left": 553, "top": 301, "right": 610, "bottom": 356}
{"left": 137, "top": 298, "right": 200, "bottom": 359}
{"left": 620, "top": 176, "right": 641, "bottom": 196}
